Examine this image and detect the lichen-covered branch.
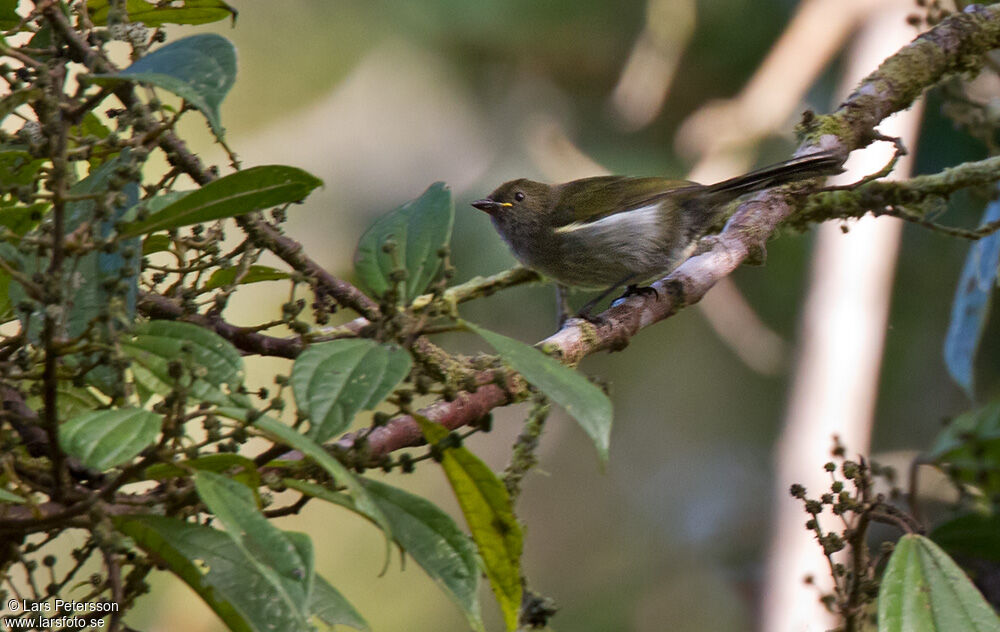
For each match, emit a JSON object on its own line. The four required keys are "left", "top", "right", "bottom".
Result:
{"left": 411, "top": 266, "right": 543, "bottom": 311}
{"left": 137, "top": 293, "right": 305, "bottom": 358}
{"left": 795, "top": 153, "right": 1000, "bottom": 234}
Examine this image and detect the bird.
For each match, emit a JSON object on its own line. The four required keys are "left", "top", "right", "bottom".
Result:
{"left": 472, "top": 150, "right": 842, "bottom": 324}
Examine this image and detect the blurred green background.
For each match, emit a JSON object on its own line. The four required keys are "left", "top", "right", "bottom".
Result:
{"left": 123, "top": 1, "right": 991, "bottom": 630}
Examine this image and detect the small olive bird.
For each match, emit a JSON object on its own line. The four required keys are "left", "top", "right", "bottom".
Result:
{"left": 472, "top": 150, "right": 842, "bottom": 323}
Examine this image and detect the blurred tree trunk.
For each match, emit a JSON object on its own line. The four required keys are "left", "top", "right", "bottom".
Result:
{"left": 762, "top": 3, "right": 922, "bottom": 630}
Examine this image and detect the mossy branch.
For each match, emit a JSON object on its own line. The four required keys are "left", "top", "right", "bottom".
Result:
{"left": 793, "top": 154, "right": 1000, "bottom": 237}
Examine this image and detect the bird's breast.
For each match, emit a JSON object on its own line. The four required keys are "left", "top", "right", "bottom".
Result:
{"left": 493, "top": 204, "right": 686, "bottom": 288}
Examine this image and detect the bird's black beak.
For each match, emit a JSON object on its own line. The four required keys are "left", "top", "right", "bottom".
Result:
{"left": 471, "top": 198, "right": 502, "bottom": 214}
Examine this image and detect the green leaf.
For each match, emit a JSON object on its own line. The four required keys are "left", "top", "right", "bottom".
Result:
{"left": 76, "top": 158, "right": 141, "bottom": 338}
{"left": 0, "top": 151, "right": 47, "bottom": 248}
{"left": 931, "top": 513, "right": 1000, "bottom": 563}
{"left": 131, "top": 320, "right": 244, "bottom": 386}
{"left": 926, "top": 402, "right": 1000, "bottom": 496}
{"left": 218, "top": 409, "right": 394, "bottom": 550}
{"left": 0, "top": 148, "right": 45, "bottom": 189}
{"left": 10, "top": 153, "right": 141, "bottom": 342}
{"left": 118, "top": 166, "right": 322, "bottom": 237}
{"left": 285, "top": 478, "right": 484, "bottom": 631}
{"left": 115, "top": 515, "right": 368, "bottom": 632}
{"left": 0, "top": 0, "right": 20, "bottom": 30}
{"left": 204, "top": 265, "right": 290, "bottom": 290}
{"left": 69, "top": 112, "right": 113, "bottom": 168}
{"left": 291, "top": 339, "right": 412, "bottom": 442}
{"left": 0, "top": 488, "right": 27, "bottom": 504}
{"left": 59, "top": 408, "right": 162, "bottom": 470}
{"left": 144, "top": 453, "right": 259, "bottom": 490}
{"left": 0, "top": 89, "right": 41, "bottom": 124}
{"left": 121, "top": 321, "right": 243, "bottom": 407}
{"left": 310, "top": 575, "right": 370, "bottom": 631}
{"left": 0, "top": 203, "right": 48, "bottom": 236}
{"left": 0, "top": 285, "right": 10, "bottom": 324}
{"left": 91, "top": 34, "right": 236, "bottom": 137}
{"left": 416, "top": 416, "right": 522, "bottom": 631}
{"left": 26, "top": 384, "right": 104, "bottom": 422}
{"left": 26, "top": 23, "right": 53, "bottom": 50}
{"left": 928, "top": 402, "right": 1000, "bottom": 458}
{"left": 195, "top": 472, "right": 312, "bottom": 597}
{"left": 361, "top": 478, "right": 483, "bottom": 630}
{"left": 282, "top": 478, "right": 378, "bottom": 520}
{"left": 141, "top": 234, "right": 172, "bottom": 255}
{"left": 354, "top": 182, "right": 454, "bottom": 304}
{"left": 87, "top": 0, "right": 237, "bottom": 26}
{"left": 945, "top": 197, "right": 1000, "bottom": 400}
{"left": 138, "top": 190, "right": 192, "bottom": 214}
{"left": 466, "top": 321, "right": 613, "bottom": 462}
{"left": 121, "top": 320, "right": 243, "bottom": 406}
{"left": 124, "top": 345, "right": 228, "bottom": 406}
{"left": 0, "top": 242, "right": 16, "bottom": 322}
{"left": 126, "top": 191, "right": 193, "bottom": 230}
{"left": 878, "top": 534, "right": 1000, "bottom": 632}
{"left": 72, "top": 111, "right": 111, "bottom": 140}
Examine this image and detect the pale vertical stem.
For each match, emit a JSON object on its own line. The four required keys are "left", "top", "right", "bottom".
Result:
{"left": 761, "top": 5, "right": 922, "bottom": 631}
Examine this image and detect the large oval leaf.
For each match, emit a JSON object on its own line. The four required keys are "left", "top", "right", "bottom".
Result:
{"left": 944, "top": 197, "right": 1000, "bottom": 400}
{"left": 195, "top": 472, "right": 312, "bottom": 598}
{"left": 416, "top": 416, "right": 522, "bottom": 631}
{"left": 878, "top": 534, "right": 1000, "bottom": 632}
{"left": 466, "top": 321, "right": 613, "bottom": 462}
{"left": 119, "top": 166, "right": 322, "bottom": 237}
{"left": 931, "top": 513, "right": 1000, "bottom": 564}
{"left": 9, "top": 153, "right": 140, "bottom": 341}
{"left": 91, "top": 34, "right": 236, "bottom": 137}
{"left": 115, "top": 515, "right": 368, "bottom": 632}
{"left": 130, "top": 320, "right": 244, "bottom": 386}
{"left": 310, "top": 575, "right": 370, "bottom": 631}
{"left": 122, "top": 320, "right": 244, "bottom": 407}
{"left": 291, "top": 339, "right": 412, "bottom": 442}
{"left": 59, "top": 408, "right": 162, "bottom": 470}
{"left": 354, "top": 182, "right": 454, "bottom": 304}
{"left": 361, "top": 477, "right": 484, "bottom": 630}
{"left": 87, "top": 0, "right": 237, "bottom": 26}
{"left": 285, "top": 477, "right": 484, "bottom": 632}
{"left": 26, "top": 383, "right": 104, "bottom": 422}
{"left": 216, "top": 408, "right": 394, "bottom": 552}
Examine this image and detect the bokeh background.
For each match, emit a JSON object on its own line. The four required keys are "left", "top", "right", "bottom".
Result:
{"left": 116, "top": 0, "right": 995, "bottom": 630}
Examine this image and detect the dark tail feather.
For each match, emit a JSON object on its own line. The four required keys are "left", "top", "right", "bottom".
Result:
{"left": 705, "top": 150, "right": 844, "bottom": 198}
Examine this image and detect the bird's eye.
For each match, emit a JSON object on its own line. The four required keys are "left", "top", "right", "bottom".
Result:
{"left": 514, "top": 191, "right": 525, "bottom": 202}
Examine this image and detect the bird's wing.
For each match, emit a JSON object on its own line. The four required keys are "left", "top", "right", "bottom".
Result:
{"left": 552, "top": 176, "right": 701, "bottom": 227}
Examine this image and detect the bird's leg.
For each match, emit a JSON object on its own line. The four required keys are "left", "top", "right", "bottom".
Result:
{"left": 555, "top": 283, "right": 574, "bottom": 329}
{"left": 616, "top": 284, "right": 659, "bottom": 301}
{"left": 576, "top": 274, "right": 637, "bottom": 321}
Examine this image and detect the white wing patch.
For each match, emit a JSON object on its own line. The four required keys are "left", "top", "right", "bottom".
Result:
{"left": 553, "top": 202, "right": 662, "bottom": 235}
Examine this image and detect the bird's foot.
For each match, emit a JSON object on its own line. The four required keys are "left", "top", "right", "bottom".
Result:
{"left": 611, "top": 284, "right": 658, "bottom": 307}
{"left": 570, "top": 302, "right": 607, "bottom": 327}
